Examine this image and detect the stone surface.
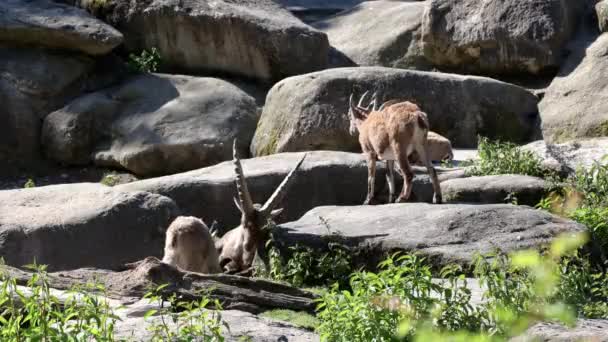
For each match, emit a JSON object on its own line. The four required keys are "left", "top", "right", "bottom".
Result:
{"left": 522, "top": 138, "right": 608, "bottom": 176}
{"left": 513, "top": 319, "right": 608, "bottom": 342}
{"left": 598, "top": 1, "right": 608, "bottom": 33}
{"left": 0, "top": 0, "right": 123, "bottom": 55}
{"left": 117, "top": 151, "right": 466, "bottom": 232}
{"left": 314, "top": 1, "right": 430, "bottom": 69}
{"left": 539, "top": 33, "right": 608, "bottom": 143}
{"left": 92, "top": 0, "right": 329, "bottom": 82}
{"left": 421, "top": 0, "right": 586, "bottom": 75}
{"left": 442, "top": 174, "right": 548, "bottom": 206}
{"left": 251, "top": 67, "right": 540, "bottom": 154}
{"left": 42, "top": 73, "right": 258, "bottom": 177}
{"left": 0, "top": 47, "right": 123, "bottom": 166}
{"left": 274, "top": 203, "right": 585, "bottom": 269}
{"left": 0, "top": 183, "right": 178, "bottom": 271}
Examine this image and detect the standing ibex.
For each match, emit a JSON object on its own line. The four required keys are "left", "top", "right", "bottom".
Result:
{"left": 348, "top": 91, "right": 442, "bottom": 204}
{"left": 214, "top": 141, "right": 307, "bottom": 276}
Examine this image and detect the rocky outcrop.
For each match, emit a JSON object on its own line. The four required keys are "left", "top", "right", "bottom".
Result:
{"left": 251, "top": 67, "right": 540, "bottom": 154}
{"left": 421, "top": 0, "right": 586, "bottom": 76}
{"left": 0, "top": 183, "right": 178, "bottom": 271}
{"left": 513, "top": 319, "right": 608, "bottom": 342}
{"left": 274, "top": 203, "right": 585, "bottom": 269}
{"left": 0, "top": 0, "right": 123, "bottom": 55}
{"left": 521, "top": 138, "right": 608, "bottom": 176}
{"left": 539, "top": 33, "right": 608, "bottom": 143}
{"left": 441, "top": 174, "right": 548, "bottom": 206}
{"left": 117, "top": 151, "right": 466, "bottom": 231}
{"left": 42, "top": 73, "right": 259, "bottom": 177}
{"left": 598, "top": 1, "right": 608, "bottom": 33}
{"left": 314, "top": 1, "right": 430, "bottom": 69}
{"left": 89, "top": 0, "right": 329, "bottom": 82}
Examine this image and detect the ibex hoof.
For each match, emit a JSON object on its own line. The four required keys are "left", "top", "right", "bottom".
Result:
{"left": 434, "top": 195, "right": 443, "bottom": 204}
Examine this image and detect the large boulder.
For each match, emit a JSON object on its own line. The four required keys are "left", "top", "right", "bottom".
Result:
{"left": 274, "top": 203, "right": 585, "bottom": 269}
{"left": 313, "top": 1, "right": 430, "bottom": 69}
{"left": 522, "top": 138, "right": 608, "bottom": 176}
{"left": 0, "top": 0, "right": 122, "bottom": 55}
{"left": 539, "top": 33, "right": 608, "bottom": 143}
{"left": 42, "top": 73, "right": 259, "bottom": 177}
{"left": 0, "top": 183, "right": 178, "bottom": 271}
{"left": 89, "top": 0, "right": 329, "bottom": 82}
{"left": 117, "top": 151, "right": 466, "bottom": 231}
{"left": 441, "top": 174, "right": 548, "bottom": 207}
{"left": 251, "top": 67, "right": 540, "bottom": 154}
{"left": 0, "top": 47, "right": 122, "bottom": 166}
{"left": 421, "top": 0, "right": 586, "bottom": 76}
{"left": 513, "top": 319, "right": 608, "bottom": 342}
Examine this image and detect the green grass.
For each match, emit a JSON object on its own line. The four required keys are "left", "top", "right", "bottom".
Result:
{"left": 260, "top": 309, "right": 319, "bottom": 330}
{"left": 467, "top": 136, "right": 544, "bottom": 177}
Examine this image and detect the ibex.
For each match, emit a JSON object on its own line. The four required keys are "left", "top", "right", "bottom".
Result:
{"left": 214, "top": 141, "right": 307, "bottom": 276}
{"left": 162, "top": 216, "right": 222, "bottom": 274}
{"left": 348, "top": 91, "right": 442, "bottom": 204}
{"left": 408, "top": 131, "right": 454, "bottom": 166}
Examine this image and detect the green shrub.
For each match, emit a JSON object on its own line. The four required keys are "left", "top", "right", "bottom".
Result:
{"left": 128, "top": 48, "right": 162, "bottom": 73}
{"left": 100, "top": 173, "right": 120, "bottom": 187}
{"left": 468, "top": 136, "right": 544, "bottom": 177}
{"left": 23, "top": 178, "right": 35, "bottom": 188}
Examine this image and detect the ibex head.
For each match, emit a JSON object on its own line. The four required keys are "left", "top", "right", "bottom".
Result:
{"left": 348, "top": 90, "right": 381, "bottom": 135}
{"left": 232, "top": 140, "right": 306, "bottom": 231}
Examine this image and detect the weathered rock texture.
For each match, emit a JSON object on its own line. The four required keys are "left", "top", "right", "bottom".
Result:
{"left": 540, "top": 33, "right": 608, "bottom": 143}
{"left": 274, "top": 203, "right": 584, "bottom": 269}
{"left": 117, "top": 151, "right": 465, "bottom": 231}
{"left": 442, "top": 174, "right": 548, "bottom": 206}
{"left": 421, "top": 0, "right": 586, "bottom": 76}
{"left": 598, "top": 1, "right": 608, "bottom": 32}
{"left": 88, "top": 0, "right": 329, "bottom": 82}
{"left": 42, "top": 73, "right": 258, "bottom": 177}
{"left": 314, "top": 1, "right": 430, "bottom": 69}
{"left": 522, "top": 138, "right": 608, "bottom": 176}
{"left": 0, "top": 0, "right": 123, "bottom": 55}
{"left": 513, "top": 319, "right": 608, "bottom": 342}
{"left": 251, "top": 67, "right": 540, "bottom": 154}
{"left": 0, "top": 183, "right": 178, "bottom": 271}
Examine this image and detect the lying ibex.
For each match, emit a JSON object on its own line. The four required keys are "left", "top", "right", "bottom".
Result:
{"left": 408, "top": 131, "right": 454, "bottom": 165}
{"left": 348, "top": 91, "right": 442, "bottom": 204}
{"left": 162, "top": 216, "right": 222, "bottom": 274}
{"left": 214, "top": 141, "right": 307, "bottom": 276}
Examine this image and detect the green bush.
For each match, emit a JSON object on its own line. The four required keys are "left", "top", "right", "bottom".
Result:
{"left": 468, "top": 136, "right": 544, "bottom": 177}
{"left": 127, "top": 48, "right": 162, "bottom": 73}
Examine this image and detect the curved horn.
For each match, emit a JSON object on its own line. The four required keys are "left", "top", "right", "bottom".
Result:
{"left": 357, "top": 90, "right": 370, "bottom": 109}
{"left": 260, "top": 153, "right": 307, "bottom": 216}
{"left": 369, "top": 91, "right": 380, "bottom": 111}
{"left": 233, "top": 140, "right": 255, "bottom": 216}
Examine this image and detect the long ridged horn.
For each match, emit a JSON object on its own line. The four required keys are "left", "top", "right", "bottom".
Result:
{"left": 369, "top": 91, "right": 380, "bottom": 111}
{"left": 260, "top": 153, "right": 307, "bottom": 216}
{"left": 357, "top": 90, "right": 370, "bottom": 109}
{"left": 233, "top": 140, "right": 255, "bottom": 216}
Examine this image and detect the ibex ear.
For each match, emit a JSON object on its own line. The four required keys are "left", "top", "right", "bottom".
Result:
{"left": 233, "top": 197, "right": 244, "bottom": 214}
{"left": 270, "top": 208, "right": 284, "bottom": 218}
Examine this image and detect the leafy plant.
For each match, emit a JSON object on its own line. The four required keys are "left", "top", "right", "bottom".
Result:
{"left": 128, "top": 47, "right": 162, "bottom": 73}
{"left": 100, "top": 172, "right": 120, "bottom": 187}
{"left": 23, "top": 178, "right": 35, "bottom": 188}
{"left": 468, "top": 136, "right": 544, "bottom": 177}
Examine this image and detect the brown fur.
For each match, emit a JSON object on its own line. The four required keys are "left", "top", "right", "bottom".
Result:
{"left": 349, "top": 94, "right": 442, "bottom": 204}
{"left": 408, "top": 131, "right": 454, "bottom": 165}
{"left": 162, "top": 216, "right": 222, "bottom": 274}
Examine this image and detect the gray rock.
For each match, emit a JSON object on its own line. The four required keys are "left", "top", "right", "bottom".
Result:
{"left": 117, "top": 151, "right": 466, "bottom": 231}
{"left": 0, "top": 0, "right": 123, "bottom": 55}
{"left": 42, "top": 73, "right": 259, "bottom": 177}
{"left": 521, "top": 138, "right": 608, "bottom": 176}
{"left": 0, "top": 183, "right": 178, "bottom": 271}
{"left": 442, "top": 174, "right": 548, "bottom": 206}
{"left": 313, "top": 1, "right": 430, "bottom": 69}
{"left": 539, "top": 33, "right": 608, "bottom": 143}
{"left": 599, "top": 1, "right": 608, "bottom": 33}
{"left": 279, "top": 0, "right": 366, "bottom": 11}
{"left": 513, "top": 319, "right": 608, "bottom": 342}
{"left": 274, "top": 203, "right": 585, "bottom": 269}
{"left": 93, "top": 0, "right": 329, "bottom": 82}
{"left": 251, "top": 67, "right": 540, "bottom": 154}
{"left": 421, "top": 0, "right": 586, "bottom": 75}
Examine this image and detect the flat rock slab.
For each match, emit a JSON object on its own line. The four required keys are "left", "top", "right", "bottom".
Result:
{"left": 442, "top": 174, "right": 548, "bottom": 206}
{"left": 522, "top": 138, "right": 608, "bottom": 176}
{"left": 117, "top": 151, "right": 466, "bottom": 231}
{"left": 275, "top": 203, "right": 585, "bottom": 269}
{"left": 0, "top": 183, "right": 178, "bottom": 271}
{"left": 513, "top": 319, "right": 608, "bottom": 342}
{"left": 0, "top": 0, "right": 123, "bottom": 55}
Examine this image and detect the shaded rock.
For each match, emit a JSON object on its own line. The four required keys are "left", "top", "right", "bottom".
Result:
{"left": 0, "top": 47, "right": 124, "bottom": 166}
{"left": 513, "top": 319, "right": 608, "bottom": 342}
{"left": 442, "top": 174, "right": 548, "bottom": 206}
{"left": 117, "top": 151, "right": 466, "bottom": 231}
{"left": 522, "top": 138, "right": 608, "bottom": 176}
{"left": 0, "top": 0, "right": 123, "bottom": 55}
{"left": 92, "top": 0, "right": 329, "bottom": 82}
{"left": 251, "top": 67, "right": 540, "bottom": 154}
{"left": 599, "top": 1, "right": 608, "bottom": 33}
{"left": 421, "top": 0, "right": 586, "bottom": 76}
{"left": 42, "top": 73, "right": 258, "bottom": 177}
{"left": 0, "top": 183, "right": 178, "bottom": 271}
{"left": 314, "top": 1, "right": 430, "bottom": 69}
{"left": 274, "top": 203, "right": 585, "bottom": 269}
{"left": 540, "top": 33, "right": 608, "bottom": 143}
